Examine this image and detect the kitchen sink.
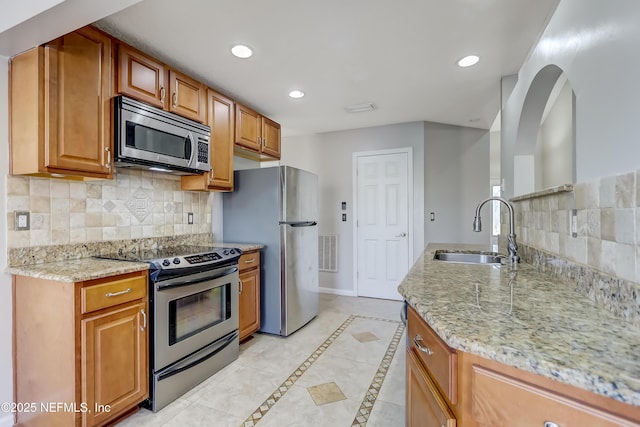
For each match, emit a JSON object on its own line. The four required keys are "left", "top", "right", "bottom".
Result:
{"left": 433, "top": 251, "right": 504, "bottom": 265}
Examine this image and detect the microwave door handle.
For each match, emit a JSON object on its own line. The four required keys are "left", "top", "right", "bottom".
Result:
{"left": 185, "top": 132, "right": 194, "bottom": 167}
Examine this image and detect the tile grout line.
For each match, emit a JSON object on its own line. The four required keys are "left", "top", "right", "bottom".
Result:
{"left": 240, "top": 314, "right": 402, "bottom": 427}
{"left": 351, "top": 322, "right": 405, "bottom": 426}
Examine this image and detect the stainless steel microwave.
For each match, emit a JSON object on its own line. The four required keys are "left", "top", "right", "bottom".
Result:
{"left": 114, "top": 95, "right": 210, "bottom": 175}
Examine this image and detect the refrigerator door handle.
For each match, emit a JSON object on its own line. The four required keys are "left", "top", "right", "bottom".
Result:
{"left": 279, "top": 221, "right": 318, "bottom": 227}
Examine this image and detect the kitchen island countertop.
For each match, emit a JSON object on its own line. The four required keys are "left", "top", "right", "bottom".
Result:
{"left": 398, "top": 243, "right": 640, "bottom": 407}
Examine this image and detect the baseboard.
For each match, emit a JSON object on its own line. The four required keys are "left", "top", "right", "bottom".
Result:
{"left": 0, "top": 413, "right": 14, "bottom": 427}
{"left": 318, "top": 287, "right": 356, "bottom": 297}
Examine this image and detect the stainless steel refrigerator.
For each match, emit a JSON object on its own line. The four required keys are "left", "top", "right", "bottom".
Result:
{"left": 222, "top": 166, "right": 319, "bottom": 336}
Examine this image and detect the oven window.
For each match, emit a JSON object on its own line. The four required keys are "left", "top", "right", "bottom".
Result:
{"left": 126, "top": 121, "right": 189, "bottom": 159}
{"left": 168, "top": 283, "right": 231, "bottom": 345}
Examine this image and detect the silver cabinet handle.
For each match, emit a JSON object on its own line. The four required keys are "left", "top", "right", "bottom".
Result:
{"left": 544, "top": 423, "right": 560, "bottom": 427}
{"left": 395, "top": 232, "right": 407, "bottom": 237}
{"left": 105, "top": 147, "right": 111, "bottom": 169}
{"left": 105, "top": 288, "right": 132, "bottom": 297}
{"left": 172, "top": 91, "right": 177, "bottom": 108}
{"left": 141, "top": 309, "right": 147, "bottom": 331}
{"left": 244, "top": 259, "right": 256, "bottom": 264}
{"left": 413, "top": 335, "right": 433, "bottom": 356}
{"left": 239, "top": 279, "right": 243, "bottom": 294}
{"left": 263, "top": 137, "right": 266, "bottom": 148}
{"left": 160, "top": 86, "right": 165, "bottom": 103}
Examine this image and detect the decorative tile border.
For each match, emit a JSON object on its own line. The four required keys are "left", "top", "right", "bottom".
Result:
{"left": 240, "top": 315, "right": 404, "bottom": 427}
{"left": 352, "top": 322, "right": 405, "bottom": 426}
{"left": 241, "top": 315, "right": 356, "bottom": 426}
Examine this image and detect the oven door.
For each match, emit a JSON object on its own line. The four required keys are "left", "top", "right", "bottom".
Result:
{"left": 153, "top": 266, "right": 239, "bottom": 371}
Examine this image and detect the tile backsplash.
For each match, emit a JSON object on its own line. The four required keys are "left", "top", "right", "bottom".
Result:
{"left": 502, "top": 170, "right": 640, "bottom": 323}
{"left": 509, "top": 170, "right": 638, "bottom": 284}
{"left": 5, "top": 169, "right": 212, "bottom": 248}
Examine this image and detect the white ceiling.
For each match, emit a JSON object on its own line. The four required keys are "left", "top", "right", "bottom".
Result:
{"left": 19, "top": 0, "right": 562, "bottom": 137}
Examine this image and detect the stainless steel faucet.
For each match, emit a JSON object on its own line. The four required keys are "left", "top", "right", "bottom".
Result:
{"left": 473, "top": 197, "right": 519, "bottom": 264}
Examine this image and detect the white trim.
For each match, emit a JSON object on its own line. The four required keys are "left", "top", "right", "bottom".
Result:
{"left": 352, "top": 147, "right": 414, "bottom": 298}
{"left": 0, "top": 414, "right": 14, "bottom": 427}
{"left": 318, "top": 287, "right": 357, "bottom": 297}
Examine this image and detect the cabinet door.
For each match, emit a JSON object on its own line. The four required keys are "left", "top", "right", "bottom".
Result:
{"left": 169, "top": 69, "right": 205, "bottom": 122}
{"left": 261, "top": 116, "right": 281, "bottom": 159}
{"left": 44, "top": 26, "right": 113, "bottom": 176}
{"left": 239, "top": 269, "right": 260, "bottom": 341}
{"left": 407, "top": 349, "right": 456, "bottom": 427}
{"left": 82, "top": 302, "right": 148, "bottom": 427}
{"left": 208, "top": 90, "right": 235, "bottom": 190}
{"left": 235, "top": 103, "right": 262, "bottom": 152}
{"left": 117, "top": 44, "right": 167, "bottom": 109}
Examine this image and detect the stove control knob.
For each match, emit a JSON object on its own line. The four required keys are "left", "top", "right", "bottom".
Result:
{"left": 173, "top": 257, "right": 181, "bottom": 265}
{"left": 162, "top": 259, "right": 170, "bottom": 267}
{"left": 223, "top": 249, "right": 230, "bottom": 256}
{"left": 229, "top": 249, "right": 236, "bottom": 254}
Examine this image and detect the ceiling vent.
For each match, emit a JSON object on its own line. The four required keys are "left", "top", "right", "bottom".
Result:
{"left": 344, "top": 103, "right": 376, "bottom": 113}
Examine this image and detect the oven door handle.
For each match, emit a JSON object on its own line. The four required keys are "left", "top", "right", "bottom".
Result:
{"left": 156, "top": 266, "right": 239, "bottom": 291}
{"left": 156, "top": 330, "right": 239, "bottom": 382}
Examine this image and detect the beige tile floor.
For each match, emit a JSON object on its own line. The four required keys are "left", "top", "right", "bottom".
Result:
{"left": 116, "top": 294, "right": 406, "bottom": 427}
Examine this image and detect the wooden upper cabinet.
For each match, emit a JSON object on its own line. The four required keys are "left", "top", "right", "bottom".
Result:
{"left": 115, "top": 43, "right": 205, "bottom": 123}
{"left": 181, "top": 88, "right": 235, "bottom": 192}
{"left": 235, "top": 103, "right": 262, "bottom": 152}
{"left": 261, "top": 116, "right": 281, "bottom": 158}
{"left": 169, "top": 70, "right": 206, "bottom": 123}
{"left": 10, "top": 25, "right": 114, "bottom": 179}
{"left": 117, "top": 44, "right": 167, "bottom": 109}
{"left": 235, "top": 103, "right": 281, "bottom": 160}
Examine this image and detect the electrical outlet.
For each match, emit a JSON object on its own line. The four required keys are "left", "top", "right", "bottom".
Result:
{"left": 188, "top": 212, "right": 194, "bottom": 224}
{"left": 570, "top": 209, "right": 577, "bottom": 238}
{"left": 342, "top": 213, "right": 347, "bottom": 222}
{"left": 15, "top": 211, "right": 30, "bottom": 231}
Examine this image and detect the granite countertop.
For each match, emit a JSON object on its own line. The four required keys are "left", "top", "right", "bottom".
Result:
{"left": 6, "top": 258, "right": 149, "bottom": 282}
{"left": 398, "top": 243, "right": 640, "bottom": 407}
{"left": 7, "top": 241, "right": 264, "bottom": 282}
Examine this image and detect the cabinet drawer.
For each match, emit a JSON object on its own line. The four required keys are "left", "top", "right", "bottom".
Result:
{"left": 407, "top": 305, "right": 457, "bottom": 404}
{"left": 239, "top": 251, "right": 260, "bottom": 272}
{"left": 471, "top": 365, "right": 635, "bottom": 426}
{"left": 407, "top": 349, "right": 456, "bottom": 427}
{"left": 82, "top": 273, "right": 147, "bottom": 314}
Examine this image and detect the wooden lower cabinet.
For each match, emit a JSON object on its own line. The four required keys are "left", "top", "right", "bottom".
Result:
{"left": 407, "top": 349, "right": 456, "bottom": 427}
{"left": 238, "top": 250, "right": 261, "bottom": 341}
{"left": 406, "top": 305, "right": 640, "bottom": 427}
{"left": 13, "top": 270, "right": 148, "bottom": 427}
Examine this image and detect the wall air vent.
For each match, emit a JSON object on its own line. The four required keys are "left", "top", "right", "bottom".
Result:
{"left": 344, "top": 103, "right": 376, "bottom": 113}
{"left": 318, "top": 235, "right": 338, "bottom": 272}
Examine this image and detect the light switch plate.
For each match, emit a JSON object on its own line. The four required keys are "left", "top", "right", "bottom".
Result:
{"left": 15, "top": 211, "right": 30, "bottom": 231}
{"left": 188, "top": 212, "right": 194, "bottom": 224}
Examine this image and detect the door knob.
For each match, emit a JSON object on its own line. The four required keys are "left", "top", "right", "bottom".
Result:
{"left": 396, "top": 232, "right": 407, "bottom": 237}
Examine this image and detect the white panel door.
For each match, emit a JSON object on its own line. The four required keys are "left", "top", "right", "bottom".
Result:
{"left": 356, "top": 151, "right": 410, "bottom": 300}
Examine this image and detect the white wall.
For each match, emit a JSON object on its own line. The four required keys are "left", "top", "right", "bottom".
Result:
{"left": 539, "top": 79, "right": 574, "bottom": 189}
{"left": 0, "top": 56, "right": 14, "bottom": 427}
{"left": 424, "top": 122, "right": 491, "bottom": 245}
{"left": 281, "top": 122, "right": 425, "bottom": 295}
{"left": 502, "top": 0, "right": 640, "bottom": 197}
{"left": 282, "top": 121, "right": 491, "bottom": 294}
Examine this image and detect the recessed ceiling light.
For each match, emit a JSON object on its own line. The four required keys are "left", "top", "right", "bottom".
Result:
{"left": 458, "top": 55, "right": 480, "bottom": 67}
{"left": 289, "top": 90, "right": 305, "bottom": 99}
{"left": 344, "top": 103, "right": 376, "bottom": 113}
{"left": 231, "top": 44, "right": 253, "bottom": 59}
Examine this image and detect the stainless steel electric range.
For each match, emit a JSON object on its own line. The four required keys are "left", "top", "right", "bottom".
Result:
{"left": 97, "top": 245, "right": 242, "bottom": 411}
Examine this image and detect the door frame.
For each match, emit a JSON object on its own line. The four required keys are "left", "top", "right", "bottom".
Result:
{"left": 352, "top": 147, "right": 414, "bottom": 298}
